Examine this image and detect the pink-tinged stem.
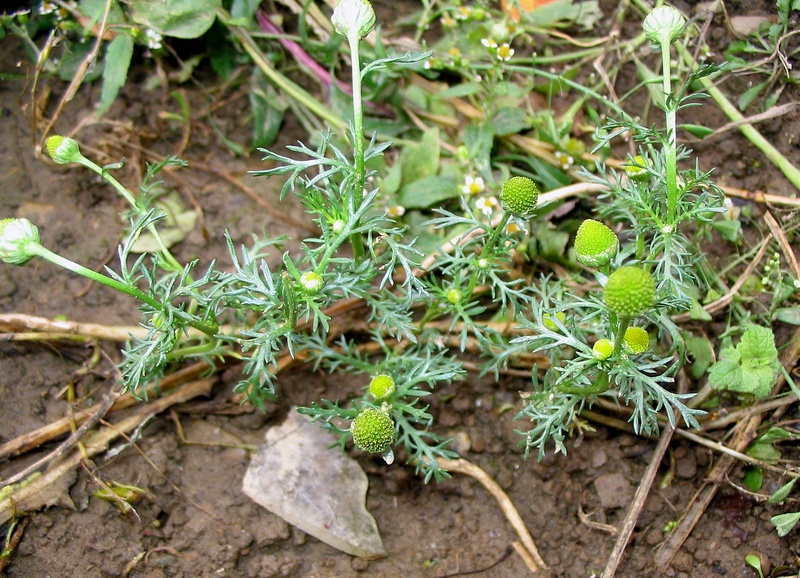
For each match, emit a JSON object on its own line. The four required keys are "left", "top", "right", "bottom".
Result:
{"left": 256, "top": 10, "right": 349, "bottom": 94}
{"left": 255, "top": 10, "right": 394, "bottom": 117}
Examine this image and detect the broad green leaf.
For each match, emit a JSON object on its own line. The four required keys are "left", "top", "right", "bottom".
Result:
{"left": 685, "top": 334, "right": 714, "bottom": 379}
{"left": 710, "top": 219, "right": 741, "bottom": 243}
{"left": 771, "top": 512, "right": 800, "bottom": 537}
{"left": 738, "top": 80, "right": 768, "bottom": 111}
{"left": 681, "top": 124, "right": 715, "bottom": 139}
{"left": 768, "top": 478, "right": 796, "bottom": 504}
{"left": 739, "top": 325, "right": 778, "bottom": 367}
{"left": 230, "top": 0, "right": 261, "bottom": 21}
{"left": 746, "top": 441, "right": 781, "bottom": 463}
{"left": 250, "top": 70, "right": 288, "bottom": 149}
{"left": 434, "top": 82, "right": 482, "bottom": 99}
{"left": 132, "top": 0, "right": 222, "bottom": 39}
{"left": 397, "top": 175, "right": 459, "bottom": 209}
{"left": 742, "top": 466, "right": 763, "bottom": 492}
{"left": 758, "top": 427, "right": 795, "bottom": 443}
{"left": 491, "top": 107, "right": 530, "bottom": 136}
{"left": 774, "top": 307, "right": 800, "bottom": 325}
{"left": 97, "top": 31, "right": 134, "bottom": 116}
{"left": 399, "top": 128, "right": 440, "bottom": 185}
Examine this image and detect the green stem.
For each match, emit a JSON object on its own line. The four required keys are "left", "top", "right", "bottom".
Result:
{"left": 611, "top": 314, "right": 632, "bottom": 357}
{"left": 347, "top": 32, "right": 367, "bottom": 261}
{"left": 660, "top": 41, "right": 680, "bottom": 224}
{"left": 28, "top": 243, "right": 217, "bottom": 337}
{"left": 75, "top": 156, "right": 183, "bottom": 273}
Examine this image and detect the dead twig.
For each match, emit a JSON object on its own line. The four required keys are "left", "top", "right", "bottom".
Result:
{"left": 0, "top": 377, "right": 215, "bottom": 527}
{"left": 601, "top": 419, "right": 675, "bottom": 578}
{"left": 0, "top": 391, "right": 119, "bottom": 489}
{"left": 0, "top": 361, "right": 211, "bottom": 461}
{"left": 437, "top": 457, "right": 547, "bottom": 574}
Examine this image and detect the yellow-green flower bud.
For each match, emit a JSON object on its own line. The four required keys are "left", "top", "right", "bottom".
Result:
{"left": 45, "top": 135, "right": 84, "bottom": 165}
{"left": 0, "top": 218, "right": 41, "bottom": 265}
{"left": 446, "top": 288, "right": 463, "bottom": 305}
{"left": 543, "top": 311, "right": 566, "bottom": 331}
{"left": 643, "top": 6, "right": 686, "bottom": 48}
{"left": 592, "top": 338, "right": 615, "bottom": 360}
{"left": 604, "top": 266, "right": 657, "bottom": 317}
{"left": 350, "top": 408, "right": 394, "bottom": 454}
{"left": 299, "top": 271, "right": 324, "bottom": 294}
{"left": 499, "top": 176, "right": 539, "bottom": 217}
{"left": 369, "top": 374, "right": 395, "bottom": 401}
{"left": 624, "top": 155, "right": 650, "bottom": 183}
{"left": 574, "top": 219, "right": 618, "bottom": 268}
{"left": 331, "top": 0, "right": 376, "bottom": 41}
{"left": 623, "top": 326, "right": 650, "bottom": 354}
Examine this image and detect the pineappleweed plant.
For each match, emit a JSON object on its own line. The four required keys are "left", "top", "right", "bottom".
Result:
{"left": 1, "top": 3, "right": 718, "bottom": 475}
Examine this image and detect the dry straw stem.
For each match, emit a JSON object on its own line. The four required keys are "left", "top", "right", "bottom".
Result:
{"left": 0, "top": 377, "right": 214, "bottom": 527}
{"left": 437, "top": 457, "right": 548, "bottom": 574}
{"left": 0, "top": 361, "right": 211, "bottom": 460}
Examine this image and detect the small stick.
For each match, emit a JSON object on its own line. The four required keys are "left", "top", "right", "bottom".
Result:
{"left": 0, "top": 391, "right": 118, "bottom": 488}
{"left": 437, "top": 457, "right": 547, "bottom": 573}
{"left": 764, "top": 211, "right": 800, "bottom": 282}
{"left": 0, "top": 361, "right": 210, "bottom": 460}
{"left": 601, "top": 422, "right": 675, "bottom": 578}
{"left": 0, "top": 377, "right": 215, "bottom": 527}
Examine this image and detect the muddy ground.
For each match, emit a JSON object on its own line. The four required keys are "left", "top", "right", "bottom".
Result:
{"left": 1, "top": 0, "right": 800, "bottom": 576}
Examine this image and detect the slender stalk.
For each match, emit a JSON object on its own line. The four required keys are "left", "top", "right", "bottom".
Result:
{"left": 74, "top": 156, "right": 182, "bottom": 272}
{"left": 660, "top": 42, "right": 680, "bottom": 224}
{"left": 27, "top": 243, "right": 217, "bottom": 337}
{"left": 346, "top": 33, "right": 367, "bottom": 261}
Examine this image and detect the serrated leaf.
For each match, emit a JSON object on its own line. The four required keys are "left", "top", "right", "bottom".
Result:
{"left": 132, "top": 0, "right": 221, "bottom": 39}
{"left": 739, "top": 325, "right": 778, "bottom": 368}
{"left": 97, "top": 31, "right": 134, "bottom": 116}
{"left": 771, "top": 512, "right": 800, "bottom": 537}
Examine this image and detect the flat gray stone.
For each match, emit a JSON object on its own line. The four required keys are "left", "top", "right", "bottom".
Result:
{"left": 593, "top": 472, "right": 633, "bottom": 509}
{"left": 243, "top": 409, "right": 387, "bottom": 559}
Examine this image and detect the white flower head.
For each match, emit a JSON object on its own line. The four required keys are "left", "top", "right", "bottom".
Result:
{"left": 643, "top": 6, "right": 686, "bottom": 48}
{"left": 0, "top": 218, "right": 41, "bottom": 266}
{"left": 475, "top": 196, "right": 498, "bottom": 217}
{"left": 332, "top": 0, "right": 376, "bottom": 41}
{"left": 497, "top": 43, "right": 514, "bottom": 62}
{"left": 387, "top": 205, "right": 406, "bottom": 218}
{"left": 145, "top": 28, "right": 163, "bottom": 51}
{"left": 462, "top": 175, "right": 485, "bottom": 195}
{"left": 481, "top": 38, "right": 498, "bottom": 49}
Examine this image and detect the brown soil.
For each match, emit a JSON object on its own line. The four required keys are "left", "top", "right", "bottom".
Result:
{"left": 1, "top": 1, "right": 799, "bottom": 577}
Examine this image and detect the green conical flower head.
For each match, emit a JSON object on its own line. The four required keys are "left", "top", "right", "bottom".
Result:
{"left": 351, "top": 408, "right": 394, "bottom": 454}
{"left": 604, "top": 266, "right": 656, "bottom": 317}
{"left": 592, "top": 338, "right": 615, "bottom": 360}
{"left": 574, "top": 219, "right": 618, "bottom": 268}
{"left": 369, "top": 374, "right": 395, "bottom": 401}
{"left": 45, "top": 135, "right": 83, "bottom": 165}
{"left": 623, "top": 326, "right": 650, "bottom": 354}
{"left": 500, "top": 176, "right": 539, "bottom": 217}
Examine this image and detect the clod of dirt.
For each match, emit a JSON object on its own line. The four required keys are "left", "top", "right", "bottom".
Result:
{"left": 593, "top": 472, "right": 634, "bottom": 509}
{"left": 243, "top": 409, "right": 387, "bottom": 559}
